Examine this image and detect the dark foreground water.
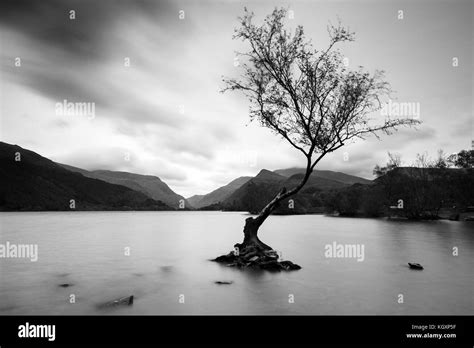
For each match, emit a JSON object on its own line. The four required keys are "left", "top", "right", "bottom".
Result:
{"left": 0, "top": 212, "right": 472, "bottom": 315}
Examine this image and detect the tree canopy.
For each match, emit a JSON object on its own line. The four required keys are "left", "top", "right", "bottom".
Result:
{"left": 223, "top": 8, "right": 420, "bottom": 175}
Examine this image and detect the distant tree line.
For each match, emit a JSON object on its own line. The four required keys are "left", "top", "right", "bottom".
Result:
{"left": 323, "top": 149, "right": 474, "bottom": 219}
{"left": 374, "top": 149, "right": 474, "bottom": 178}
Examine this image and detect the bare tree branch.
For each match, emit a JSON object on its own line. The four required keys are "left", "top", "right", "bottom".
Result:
{"left": 222, "top": 7, "right": 420, "bottom": 226}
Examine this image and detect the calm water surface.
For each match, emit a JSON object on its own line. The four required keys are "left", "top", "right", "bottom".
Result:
{"left": 0, "top": 212, "right": 472, "bottom": 315}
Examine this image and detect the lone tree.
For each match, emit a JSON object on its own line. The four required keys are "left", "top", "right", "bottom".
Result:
{"left": 215, "top": 8, "right": 419, "bottom": 270}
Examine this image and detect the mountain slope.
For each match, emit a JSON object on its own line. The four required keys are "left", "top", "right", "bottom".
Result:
{"left": 221, "top": 170, "right": 287, "bottom": 213}
{"left": 0, "top": 142, "right": 171, "bottom": 211}
{"left": 221, "top": 169, "right": 354, "bottom": 214}
{"left": 274, "top": 167, "right": 371, "bottom": 185}
{"left": 189, "top": 168, "right": 366, "bottom": 212}
{"left": 187, "top": 194, "right": 204, "bottom": 208}
{"left": 188, "top": 176, "right": 252, "bottom": 209}
{"left": 60, "top": 164, "right": 188, "bottom": 209}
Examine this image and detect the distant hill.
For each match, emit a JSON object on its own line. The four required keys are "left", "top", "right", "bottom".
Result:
{"left": 0, "top": 142, "right": 171, "bottom": 211}
{"left": 252, "top": 169, "right": 287, "bottom": 183}
{"left": 216, "top": 166, "right": 473, "bottom": 218}
{"left": 220, "top": 170, "right": 286, "bottom": 213}
{"left": 274, "top": 167, "right": 371, "bottom": 185}
{"left": 187, "top": 176, "right": 251, "bottom": 209}
{"left": 59, "top": 164, "right": 189, "bottom": 209}
{"left": 195, "top": 168, "right": 367, "bottom": 214}
{"left": 217, "top": 169, "right": 352, "bottom": 214}
{"left": 285, "top": 173, "right": 351, "bottom": 191}
{"left": 187, "top": 194, "right": 204, "bottom": 208}
{"left": 324, "top": 166, "right": 474, "bottom": 219}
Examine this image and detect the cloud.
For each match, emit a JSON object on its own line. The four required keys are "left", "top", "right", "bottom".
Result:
{"left": 0, "top": 0, "right": 194, "bottom": 130}
{"left": 52, "top": 146, "right": 136, "bottom": 172}
{"left": 450, "top": 117, "right": 473, "bottom": 138}
{"left": 0, "top": 0, "right": 183, "bottom": 59}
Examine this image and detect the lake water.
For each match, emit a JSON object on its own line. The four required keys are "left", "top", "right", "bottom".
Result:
{"left": 0, "top": 212, "right": 472, "bottom": 315}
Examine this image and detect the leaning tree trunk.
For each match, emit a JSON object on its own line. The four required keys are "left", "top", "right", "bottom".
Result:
{"left": 213, "top": 168, "right": 314, "bottom": 271}
{"left": 237, "top": 187, "right": 288, "bottom": 252}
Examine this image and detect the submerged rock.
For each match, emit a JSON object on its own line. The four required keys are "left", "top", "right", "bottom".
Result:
{"left": 97, "top": 295, "right": 134, "bottom": 309}
{"left": 408, "top": 262, "right": 424, "bottom": 270}
{"left": 58, "top": 283, "right": 73, "bottom": 288}
{"left": 215, "top": 281, "right": 233, "bottom": 285}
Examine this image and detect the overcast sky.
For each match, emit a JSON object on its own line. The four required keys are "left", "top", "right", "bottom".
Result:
{"left": 1, "top": 0, "right": 472, "bottom": 197}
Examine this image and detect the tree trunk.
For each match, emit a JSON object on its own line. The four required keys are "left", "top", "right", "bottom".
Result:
{"left": 213, "top": 160, "right": 317, "bottom": 271}
{"left": 240, "top": 217, "right": 272, "bottom": 250}
{"left": 237, "top": 161, "right": 316, "bottom": 248}
{"left": 235, "top": 186, "right": 288, "bottom": 252}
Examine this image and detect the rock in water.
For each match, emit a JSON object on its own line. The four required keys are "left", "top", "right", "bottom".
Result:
{"left": 215, "top": 281, "right": 233, "bottom": 285}
{"left": 259, "top": 260, "right": 283, "bottom": 272}
{"left": 408, "top": 263, "right": 423, "bottom": 270}
{"left": 98, "top": 295, "right": 134, "bottom": 309}
{"left": 212, "top": 252, "right": 237, "bottom": 263}
{"left": 212, "top": 248, "right": 301, "bottom": 271}
{"left": 58, "top": 283, "right": 73, "bottom": 288}
{"left": 280, "top": 260, "right": 302, "bottom": 270}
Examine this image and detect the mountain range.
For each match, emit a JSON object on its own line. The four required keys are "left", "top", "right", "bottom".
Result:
{"left": 0, "top": 142, "right": 170, "bottom": 211}
{"left": 199, "top": 168, "right": 370, "bottom": 214}
{"left": 59, "top": 163, "right": 188, "bottom": 209}
{"left": 187, "top": 176, "right": 252, "bottom": 209}
{"left": 274, "top": 168, "right": 372, "bottom": 185}
{"left": 0, "top": 141, "right": 372, "bottom": 212}
{"left": 1, "top": 142, "right": 471, "bottom": 220}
